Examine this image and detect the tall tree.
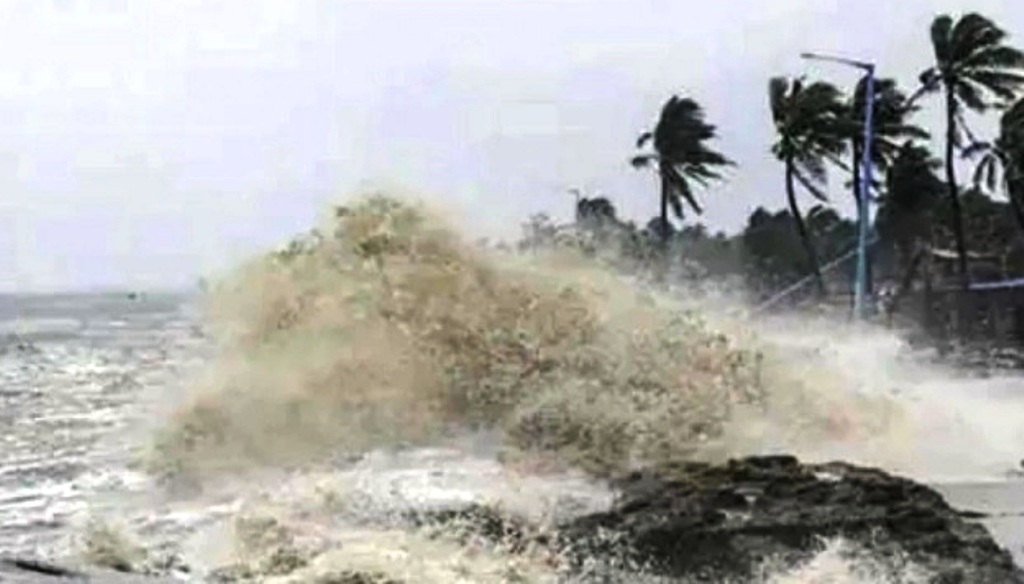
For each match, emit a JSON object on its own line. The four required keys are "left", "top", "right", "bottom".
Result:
{"left": 916, "top": 13, "right": 1024, "bottom": 289}
{"left": 848, "top": 78, "right": 929, "bottom": 207}
{"left": 875, "top": 142, "right": 945, "bottom": 273}
{"left": 768, "top": 76, "right": 849, "bottom": 296}
{"left": 847, "top": 78, "right": 929, "bottom": 295}
{"left": 873, "top": 142, "right": 945, "bottom": 317}
{"left": 631, "top": 96, "right": 733, "bottom": 239}
{"left": 963, "top": 97, "right": 1024, "bottom": 232}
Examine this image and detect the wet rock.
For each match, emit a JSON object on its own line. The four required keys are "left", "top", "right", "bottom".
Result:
{"left": 303, "top": 572, "right": 403, "bottom": 584}
{"left": 406, "top": 503, "right": 543, "bottom": 553}
{"left": 0, "top": 557, "right": 173, "bottom": 582}
{"left": 559, "top": 455, "right": 1024, "bottom": 582}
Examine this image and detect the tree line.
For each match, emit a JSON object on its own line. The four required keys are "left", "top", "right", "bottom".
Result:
{"left": 525, "top": 12, "right": 1024, "bottom": 306}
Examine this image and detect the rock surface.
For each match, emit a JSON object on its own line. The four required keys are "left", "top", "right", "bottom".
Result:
{"left": 0, "top": 557, "right": 175, "bottom": 583}
{"left": 559, "top": 455, "right": 1024, "bottom": 582}
{"left": 7, "top": 455, "right": 1023, "bottom": 582}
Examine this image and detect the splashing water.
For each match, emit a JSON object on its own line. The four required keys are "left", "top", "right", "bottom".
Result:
{"left": 145, "top": 195, "right": 768, "bottom": 480}
{"left": 146, "top": 195, "right": 1024, "bottom": 485}
{"left": 47, "top": 194, "right": 1024, "bottom": 582}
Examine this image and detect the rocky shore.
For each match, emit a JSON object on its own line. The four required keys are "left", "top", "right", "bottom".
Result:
{"left": 5, "top": 456, "right": 1022, "bottom": 582}
{"left": 559, "top": 455, "right": 1024, "bottom": 582}
{"left": 0, "top": 557, "right": 175, "bottom": 583}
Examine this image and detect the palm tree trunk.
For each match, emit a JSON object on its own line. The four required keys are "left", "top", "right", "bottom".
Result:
{"left": 890, "top": 246, "right": 926, "bottom": 314}
{"left": 786, "top": 160, "right": 826, "bottom": 297}
{"left": 944, "top": 86, "right": 970, "bottom": 291}
{"left": 851, "top": 141, "right": 874, "bottom": 295}
{"left": 652, "top": 170, "right": 671, "bottom": 281}
{"left": 851, "top": 140, "right": 862, "bottom": 210}
{"left": 1007, "top": 182, "right": 1024, "bottom": 234}
{"left": 659, "top": 171, "right": 669, "bottom": 242}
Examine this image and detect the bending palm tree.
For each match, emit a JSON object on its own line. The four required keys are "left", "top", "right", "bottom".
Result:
{"left": 848, "top": 78, "right": 929, "bottom": 207}
{"left": 847, "top": 78, "right": 928, "bottom": 296}
{"left": 769, "top": 77, "right": 848, "bottom": 296}
{"left": 876, "top": 142, "right": 945, "bottom": 271}
{"left": 874, "top": 142, "right": 945, "bottom": 317}
{"left": 916, "top": 12, "right": 1024, "bottom": 289}
{"left": 963, "top": 98, "right": 1024, "bottom": 232}
{"left": 631, "top": 96, "right": 733, "bottom": 240}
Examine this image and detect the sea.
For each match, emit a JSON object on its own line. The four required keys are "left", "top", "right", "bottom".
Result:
{"left": 2, "top": 256, "right": 1024, "bottom": 581}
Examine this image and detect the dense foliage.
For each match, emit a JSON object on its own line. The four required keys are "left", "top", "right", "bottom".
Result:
{"left": 530, "top": 11, "right": 1024, "bottom": 309}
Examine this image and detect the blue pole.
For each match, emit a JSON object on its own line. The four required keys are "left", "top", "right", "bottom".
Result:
{"left": 855, "top": 68, "right": 876, "bottom": 321}
{"left": 800, "top": 52, "right": 877, "bottom": 320}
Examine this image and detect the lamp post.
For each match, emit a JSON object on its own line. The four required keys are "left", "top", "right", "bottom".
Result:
{"left": 800, "top": 52, "right": 876, "bottom": 321}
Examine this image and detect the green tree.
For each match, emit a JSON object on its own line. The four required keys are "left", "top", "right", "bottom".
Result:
{"left": 741, "top": 206, "right": 855, "bottom": 300}
{"left": 875, "top": 142, "right": 945, "bottom": 276}
{"left": 848, "top": 78, "right": 929, "bottom": 206}
{"left": 963, "top": 97, "right": 1024, "bottom": 232}
{"left": 916, "top": 12, "right": 1024, "bottom": 289}
{"left": 742, "top": 208, "right": 806, "bottom": 293}
{"left": 631, "top": 96, "right": 733, "bottom": 239}
{"left": 768, "top": 76, "right": 849, "bottom": 296}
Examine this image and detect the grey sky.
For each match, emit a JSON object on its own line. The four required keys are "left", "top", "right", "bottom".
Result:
{"left": 0, "top": 0, "right": 1019, "bottom": 292}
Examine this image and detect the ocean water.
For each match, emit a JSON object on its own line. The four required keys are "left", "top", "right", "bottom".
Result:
{"left": 3, "top": 199, "right": 1024, "bottom": 582}
{"left": 1, "top": 292, "right": 1022, "bottom": 582}
{"left": 0, "top": 292, "right": 206, "bottom": 558}
{"left": 0, "top": 292, "right": 627, "bottom": 581}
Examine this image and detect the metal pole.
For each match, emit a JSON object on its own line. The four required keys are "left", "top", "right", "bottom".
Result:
{"left": 856, "top": 68, "right": 876, "bottom": 321}
{"left": 800, "top": 52, "right": 876, "bottom": 321}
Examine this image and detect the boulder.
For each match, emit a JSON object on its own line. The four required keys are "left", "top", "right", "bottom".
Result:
{"left": 559, "top": 455, "right": 1024, "bottom": 582}
{"left": 10, "top": 455, "right": 1021, "bottom": 582}
{"left": 0, "top": 557, "right": 175, "bottom": 583}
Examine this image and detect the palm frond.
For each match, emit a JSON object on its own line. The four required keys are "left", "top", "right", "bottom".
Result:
{"left": 769, "top": 75, "right": 850, "bottom": 212}
{"left": 665, "top": 166, "right": 697, "bottom": 217}
{"left": 793, "top": 167, "right": 830, "bottom": 202}
{"left": 630, "top": 154, "right": 656, "bottom": 169}
{"left": 968, "top": 70, "right": 1024, "bottom": 102}
{"left": 962, "top": 45, "right": 1024, "bottom": 70}
{"left": 1002, "top": 99, "right": 1024, "bottom": 133}
{"left": 954, "top": 78, "right": 989, "bottom": 112}
{"left": 913, "top": 69, "right": 942, "bottom": 104}
{"left": 769, "top": 77, "right": 789, "bottom": 124}
{"left": 889, "top": 123, "right": 931, "bottom": 141}
{"left": 962, "top": 140, "right": 994, "bottom": 159}
{"left": 795, "top": 151, "right": 827, "bottom": 185}
{"left": 636, "top": 94, "right": 729, "bottom": 220}
{"left": 951, "top": 13, "right": 1005, "bottom": 62}
{"left": 979, "top": 155, "right": 1000, "bottom": 192}
{"left": 931, "top": 15, "right": 955, "bottom": 65}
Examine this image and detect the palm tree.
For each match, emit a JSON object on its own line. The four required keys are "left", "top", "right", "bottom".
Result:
{"left": 848, "top": 78, "right": 929, "bottom": 206}
{"left": 876, "top": 142, "right": 945, "bottom": 267}
{"left": 631, "top": 96, "right": 733, "bottom": 240}
{"left": 847, "top": 78, "right": 929, "bottom": 296}
{"left": 963, "top": 98, "right": 1024, "bottom": 232}
{"left": 916, "top": 13, "right": 1024, "bottom": 289}
{"left": 769, "top": 76, "right": 849, "bottom": 296}
{"left": 874, "top": 142, "right": 945, "bottom": 314}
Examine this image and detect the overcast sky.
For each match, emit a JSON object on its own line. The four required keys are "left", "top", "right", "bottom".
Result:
{"left": 0, "top": 0, "right": 1020, "bottom": 292}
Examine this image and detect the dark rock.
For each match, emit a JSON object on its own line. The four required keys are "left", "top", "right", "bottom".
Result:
{"left": 405, "top": 503, "right": 546, "bottom": 555}
{"left": 306, "top": 572, "right": 404, "bottom": 584}
{"left": 0, "top": 557, "right": 173, "bottom": 582}
{"left": 2, "top": 558, "right": 85, "bottom": 579}
{"left": 559, "top": 456, "right": 1024, "bottom": 582}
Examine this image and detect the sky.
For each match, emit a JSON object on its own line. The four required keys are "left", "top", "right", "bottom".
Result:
{"left": 0, "top": 0, "right": 1021, "bottom": 292}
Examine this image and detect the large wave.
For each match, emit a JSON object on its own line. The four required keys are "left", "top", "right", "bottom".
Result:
{"left": 73, "top": 192, "right": 1023, "bottom": 582}
{"left": 144, "top": 194, "right": 988, "bottom": 484}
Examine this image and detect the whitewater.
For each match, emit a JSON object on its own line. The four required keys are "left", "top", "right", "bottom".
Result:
{"left": 2, "top": 196, "right": 1024, "bottom": 582}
